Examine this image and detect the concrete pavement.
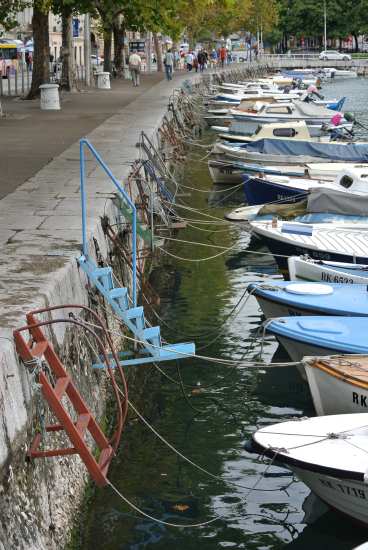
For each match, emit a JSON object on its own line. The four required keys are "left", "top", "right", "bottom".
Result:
{"left": 0, "top": 72, "right": 164, "bottom": 200}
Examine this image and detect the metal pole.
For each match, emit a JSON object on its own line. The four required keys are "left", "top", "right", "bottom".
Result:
{"left": 324, "top": 0, "right": 327, "bottom": 52}
{"left": 84, "top": 13, "right": 91, "bottom": 86}
{"left": 79, "top": 139, "right": 137, "bottom": 307}
{"left": 146, "top": 31, "right": 152, "bottom": 73}
{"left": 150, "top": 186, "right": 154, "bottom": 252}
{"left": 80, "top": 140, "right": 87, "bottom": 257}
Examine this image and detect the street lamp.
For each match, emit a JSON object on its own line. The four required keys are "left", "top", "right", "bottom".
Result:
{"left": 324, "top": 0, "right": 327, "bottom": 51}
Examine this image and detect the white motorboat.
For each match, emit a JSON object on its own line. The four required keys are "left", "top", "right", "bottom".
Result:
{"left": 210, "top": 160, "right": 366, "bottom": 186}
{"left": 249, "top": 219, "right": 368, "bottom": 272}
{"left": 288, "top": 256, "right": 368, "bottom": 284}
{"left": 229, "top": 100, "right": 342, "bottom": 129}
{"left": 325, "top": 67, "right": 358, "bottom": 78}
{"left": 303, "top": 355, "right": 368, "bottom": 415}
{"left": 251, "top": 413, "right": 368, "bottom": 526}
{"left": 216, "top": 120, "right": 331, "bottom": 144}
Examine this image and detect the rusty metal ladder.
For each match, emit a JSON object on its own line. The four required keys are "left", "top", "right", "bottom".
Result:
{"left": 14, "top": 313, "right": 114, "bottom": 487}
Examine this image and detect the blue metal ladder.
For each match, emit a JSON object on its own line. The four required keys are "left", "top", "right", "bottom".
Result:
{"left": 77, "top": 139, "right": 195, "bottom": 367}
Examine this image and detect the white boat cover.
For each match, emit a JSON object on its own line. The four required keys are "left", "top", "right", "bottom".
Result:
{"left": 307, "top": 188, "right": 368, "bottom": 216}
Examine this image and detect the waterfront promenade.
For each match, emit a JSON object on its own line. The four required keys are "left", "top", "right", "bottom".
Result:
{"left": 0, "top": 67, "right": 205, "bottom": 549}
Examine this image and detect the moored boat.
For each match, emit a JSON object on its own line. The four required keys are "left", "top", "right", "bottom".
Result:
{"left": 265, "top": 315, "right": 368, "bottom": 361}
{"left": 248, "top": 281, "right": 368, "bottom": 318}
{"left": 249, "top": 219, "right": 368, "bottom": 272}
{"left": 303, "top": 355, "right": 368, "bottom": 415}
{"left": 250, "top": 413, "right": 368, "bottom": 526}
{"left": 243, "top": 166, "right": 368, "bottom": 206}
{"left": 288, "top": 256, "right": 368, "bottom": 284}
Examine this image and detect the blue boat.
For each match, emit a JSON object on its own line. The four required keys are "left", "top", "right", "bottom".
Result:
{"left": 248, "top": 281, "right": 368, "bottom": 319}
{"left": 243, "top": 174, "right": 309, "bottom": 205}
{"left": 326, "top": 97, "right": 346, "bottom": 111}
{"left": 265, "top": 316, "right": 368, "bottom": 361}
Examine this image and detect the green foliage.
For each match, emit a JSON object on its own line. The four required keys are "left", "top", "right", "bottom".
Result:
{"left": 275, "top": 0, "right": 368, "bottom": 40}
{"left": 0, "top": 0, "right": 30, "bottom": 29}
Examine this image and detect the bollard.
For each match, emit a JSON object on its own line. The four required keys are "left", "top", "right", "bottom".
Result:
{"left": 96, "top": 72, "right": 111, "bottom": 89}
{"left": 39, "top": 83, "right": 60, "bottom": 110}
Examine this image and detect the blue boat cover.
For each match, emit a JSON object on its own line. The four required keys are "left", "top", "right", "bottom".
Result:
{"left": 266, "top": 316, "right": 368, "bottom": 354}
{"left": 234, "top": 139, "right": 368, "bottom": 161}
{"left": 248, "top": 281, "right": 368, "bottom": 316}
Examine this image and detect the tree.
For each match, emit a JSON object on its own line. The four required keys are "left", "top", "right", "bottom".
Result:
{"left": 27, "top": 0, "right": 51, "bottom": 99}
{"left": 0, "top": 0, "right": 29, "bottom": 29}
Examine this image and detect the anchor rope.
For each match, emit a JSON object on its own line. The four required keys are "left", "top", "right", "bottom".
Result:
{"left": 107, "top": 480, "right": 218, "bottom": 528}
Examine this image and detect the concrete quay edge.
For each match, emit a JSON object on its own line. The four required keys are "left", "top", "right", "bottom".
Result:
{"left": 0, "top": 71, "right": 196, "bottom": 469}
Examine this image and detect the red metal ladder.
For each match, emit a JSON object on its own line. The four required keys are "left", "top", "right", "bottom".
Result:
{"left": 13, "top": 313, "right": 114, "bottom": 487}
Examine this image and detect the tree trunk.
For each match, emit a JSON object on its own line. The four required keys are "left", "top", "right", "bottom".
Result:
{"left": 60, "top": 8, "right": 76, "bottom": 91}
{"left": 26, "top": 4, "right": 49, "bottom": 99}
{"left": 103, "top": 28, "right": 112, "bottom": 72}
{"left": 353, "top": 33, "right": 359, "bottom": 53}
{"left": 113, "top": 21, "right": 124, "bottom": 77}
{"left": 153, "top": 32, "right": 163, "bottom": 72}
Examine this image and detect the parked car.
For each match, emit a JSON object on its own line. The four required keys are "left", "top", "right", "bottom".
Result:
{"left": 319, "top": 50, "right": 351, "bottom": 61}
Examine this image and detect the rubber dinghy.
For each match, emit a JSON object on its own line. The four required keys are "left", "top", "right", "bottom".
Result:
{"left": 302, "top": 355, "right": 368, "bottom": 415}
{"left": 250, "top": 413, "right": 368, "bottom": 526}
{"left": 265, "top": 316, "right": 368, "bottom": 361}
{"left": 247, "top": 281, "right": 368, "bottom": 318}
{"left": 288, "top": 256, "right": 368, "bottom": 284}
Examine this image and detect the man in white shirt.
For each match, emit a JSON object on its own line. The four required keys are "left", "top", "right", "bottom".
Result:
{"left": 128, "top": 50, "right": 142, "bottom": 87}
{"left": 163, "top": 49, "right": 174, "bottom": 80}
{"left": 185, "top": 51, "right": 194, "bottom": 71}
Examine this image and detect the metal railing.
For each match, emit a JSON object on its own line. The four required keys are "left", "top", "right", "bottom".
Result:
{"left": 0, "top": 63, "right": 99, "bottom": 97}
{"left": 79, "top": 138, "right": 137, "bottom": 307}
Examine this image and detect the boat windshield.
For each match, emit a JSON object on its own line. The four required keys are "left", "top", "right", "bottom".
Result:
{"left": 273, "top": 128, "right": 297, "bottom": 137}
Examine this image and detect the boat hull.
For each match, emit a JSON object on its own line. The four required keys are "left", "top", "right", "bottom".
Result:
{"left": 244, "top": 177, "right": 308, "bottom": 205}
{"left": 208, "top": 162, "right": 245, "bottom": 185}
{"left": 274, "top": 334, "right": 340, "bottom": 361}
{"left": 288, "top": 257, "right": 368, "bottom": 284}
{"left": 258, "top": 233, "right": 368, "bottom": 274}
{"left": 254, "top": 294, "right": 355, "bottom": 320}
{"left": 292, "top": 467, "right": 368, "bottom": 526}
{"left": 304, "top": 363, "right": 368, "bottom": 416}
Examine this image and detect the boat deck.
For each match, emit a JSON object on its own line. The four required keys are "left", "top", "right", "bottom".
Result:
{"left": 311, "top": 355, "right": 368, "bottom": 387}
{"left": 252, "top": 221, "right": 368, "bottom": 257}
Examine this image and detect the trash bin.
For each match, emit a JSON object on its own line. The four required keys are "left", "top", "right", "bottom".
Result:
{"left": 39, "top": 83, "right": 60, "bottom": 110}
{"left": 96, "top": 72, "right": 111, "bottom": 89}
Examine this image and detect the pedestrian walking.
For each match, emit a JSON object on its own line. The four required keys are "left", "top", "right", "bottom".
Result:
{"left": 210, "top": 49, "right": 217, "bottom": 68}
{"left": 186, "top": 51, "right": 194, "bottom": 71}
{"left": 219, "top": 46, "right": 227, "bottom": 68}
{"left": 128, "top": 50, "right": 142, "bottom": 87}
{"left": 163, "top": 49, "right": 174, "bottom": 80}
{"left": 197, "top": 50, "right": 206, "bottom": 72}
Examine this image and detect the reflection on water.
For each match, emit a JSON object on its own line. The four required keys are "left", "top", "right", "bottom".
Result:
{"left": 78, "top": 78, "right": 368, "bottom": 550}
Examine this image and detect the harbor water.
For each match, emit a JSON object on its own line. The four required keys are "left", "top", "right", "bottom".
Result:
{"left": 78, "top": 77, "right": 368, "bottom": 549}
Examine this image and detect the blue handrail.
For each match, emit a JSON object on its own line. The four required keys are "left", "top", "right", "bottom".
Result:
{"left": 79, "top": 138, "right": 137, "bottom": 307}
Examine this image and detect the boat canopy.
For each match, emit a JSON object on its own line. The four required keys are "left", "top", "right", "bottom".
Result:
{"left": 241, "top": 139, "right": 368, "bottom": 162}
{"left": 307, "top": 187, "right": 368, "bottom": 215}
